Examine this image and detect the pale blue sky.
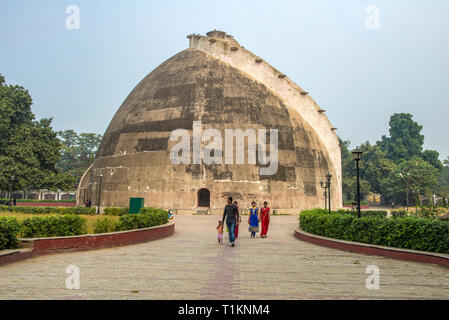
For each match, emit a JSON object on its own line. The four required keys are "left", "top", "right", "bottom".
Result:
{"left": 1, "top": 0, "right": 448, "bottom": 159}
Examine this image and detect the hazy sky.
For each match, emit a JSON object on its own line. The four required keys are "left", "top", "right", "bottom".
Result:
{"left": 1, "top": 0, "right": 448, "bottom": 159}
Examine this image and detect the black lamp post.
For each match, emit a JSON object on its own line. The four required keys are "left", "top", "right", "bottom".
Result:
{"left": 97, "top": 174, "right": 103, "bottom": 215}
{"left": 352, "top": 147, "right": 363, "bottom": 218}
{"left": 326, "top": 173, "right": 332, "bottom": 214}
{"left": 320, "top": 181, "right": 327, "bottom": 209}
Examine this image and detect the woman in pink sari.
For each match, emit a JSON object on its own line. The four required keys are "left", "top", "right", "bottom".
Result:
{"left": 260, "top": 201, "right": 270, "bottom": 238}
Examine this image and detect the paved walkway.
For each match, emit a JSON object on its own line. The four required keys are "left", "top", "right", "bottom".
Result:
{"left": 0, "top": 215, "right": 448, "bottom": 299}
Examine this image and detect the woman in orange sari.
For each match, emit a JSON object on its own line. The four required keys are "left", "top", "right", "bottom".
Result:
{"left": 260, "top": 201, "right": 270, "bottom": 238}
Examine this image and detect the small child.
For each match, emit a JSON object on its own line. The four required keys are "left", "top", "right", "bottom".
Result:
{"left": 217, "top": 219, "right": 224, "bottom": 244}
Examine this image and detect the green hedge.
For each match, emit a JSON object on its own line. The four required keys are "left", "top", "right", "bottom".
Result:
{"left": 20, "top": 215, "right": 87, "bottom": 238}
{"left": 299, "top": 210, "right": 449, "bottom": 254}
{"left": 104, "top": 207, "right": 129, "bottom": 216}
{"left": 0, "top": 217, "right": 21, "bottom": 250}
{"left": 0, "top": 205, "right": 95, "bottom": 215}
{"left": 115, "top": 208, "right": 168, "bottom": 232}
{"left": 93, "top": 207, "right": 169, "bottom": 234}
{"left": 93, "top": 217, "right": 117, "bottom": 234}
{"left": 306, "top": 208, "right": 387, "bottom": 218}
{"left": 391, "top": 209, "right": 407, "bottom": 218}
{"left": 0, "top": 199, "right": 75, "bottom": 205}
{"left": 343, "top": 200, "right": 369, "bottom": 206}
{"left": 338, "top": 209, "right": 388, "bottom": 218}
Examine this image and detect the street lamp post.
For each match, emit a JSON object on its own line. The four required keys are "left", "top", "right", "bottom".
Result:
{"left": 326, "top": 173, "right": 332, "bottom": 214}
{"left": 97, "top": 174, "right": 103, "bottom": 215}
{"left": 352, "top": 148, "right": 363, "bottom": 218}
{"left": 320, "top": 181, "right": 327, "bottom": 209}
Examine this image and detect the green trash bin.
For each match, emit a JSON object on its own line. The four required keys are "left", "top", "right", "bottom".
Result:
{"left": 129, "top": 197, "right": 144, "bottom": 214}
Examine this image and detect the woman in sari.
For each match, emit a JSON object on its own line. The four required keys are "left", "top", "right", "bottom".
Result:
{"left": 260, "top": 201, "right": 270, "bottom": 238}
{"left": 248, "top": 201, "right": 259, "bottom": 238}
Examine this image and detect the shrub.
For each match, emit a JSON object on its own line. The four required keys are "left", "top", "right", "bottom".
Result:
{"left": 344, "top": 210, "right": 387, "bottom": 218}
{"left": 410, "top": 206, "right": 447, "bottom": 219}
{"left": 302, "top": 208, "right": 387, "bottom": 218}
{"left": 59, "top": 207, "right": 96, "bottom": 215}
{"left": 93, "top": 217, "right": 117, "bottom": 234}
{"left": 115, "top": 208, "right": 168, "bottom": 231}
{"left": 391, "top": 209, "right": 407, "bottom": 218}
{"left": 20, "top": 215, "right": 87, "bottom": 238}
{"left": 0, "top": 217, "right": 21, "bottom": 250}
{"left": 343, "top": 200, "right": 369, "bottom": 206}
{"left": 0, "top": 205, "right": 95, "bottom": 215}
{"left": 104, "top": 207, "right": 129, "bottom": 216}
{"left": 299, "top": 209, "right": 449, "bottom": 254}
{"left": 0, "top": 199, "right": 75, "bottom": 203}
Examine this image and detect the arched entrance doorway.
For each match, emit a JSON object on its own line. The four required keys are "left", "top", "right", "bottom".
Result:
{"left": 197, "top": 188, "right": 210, "bottom": 207}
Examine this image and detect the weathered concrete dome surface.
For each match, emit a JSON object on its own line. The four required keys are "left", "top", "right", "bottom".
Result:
{"left": 78, "top": 31, "right": 342, "bottom": 212}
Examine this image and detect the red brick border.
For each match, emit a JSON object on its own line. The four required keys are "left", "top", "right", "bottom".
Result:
{"left": 294, "top": 228, "right": 449, "bottom": 268}
{"left": 0, "top": 223, "right": 175, "bottom": 266}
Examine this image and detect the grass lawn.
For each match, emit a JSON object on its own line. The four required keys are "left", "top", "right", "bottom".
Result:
{"left": 0, "top": 211, "right": 120, "bottom": 234}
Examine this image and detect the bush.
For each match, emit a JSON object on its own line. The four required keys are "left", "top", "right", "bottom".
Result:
{"left": 20, "top": 215, "right": 87, "bottom": 238}
{"left": 391, "top": 209, "right": 407, "bottom": 218}
{"left": 343, "top": 200, "right": 369, "bottom": 206}
{"left": 104, "top": 207, "right": 129, "bottom": 216}
{"left": 115, "top": 208, "right": 168, "bottom": 231}
{"left": 299, "top": 209, "right": 449, "bottom": 254}
{"left": 0, "top": 205, "right": 95, "bottom": 215}
{"left": 93, "top": 217, "right": 117, "bottom": 234}
{"left": 58, "top": 207, "right": 96, "bottom": 215}
{"left": 0, "top": 217, "right": 21, "bottom": 250}
{"left": 304, "top": 208, "right": 387, "bottom": 218}
{"left": 344, "top": 210, "right": 387, "bottom": 218}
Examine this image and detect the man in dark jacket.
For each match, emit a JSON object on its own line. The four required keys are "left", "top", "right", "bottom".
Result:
{"left": 222, "top": 196, "right": 239, "bottom": 247}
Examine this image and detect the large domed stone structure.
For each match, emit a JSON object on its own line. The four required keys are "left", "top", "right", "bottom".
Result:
{"left": 77, "top": 30, "right": 342, "bottom": 213}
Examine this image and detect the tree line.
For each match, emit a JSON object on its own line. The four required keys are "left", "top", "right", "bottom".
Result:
{"left": 341, "top": 113, "right": 448, "bottom": 205}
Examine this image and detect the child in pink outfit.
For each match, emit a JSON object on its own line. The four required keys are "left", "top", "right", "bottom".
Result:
{"left": 217, "top": 220, "right": 224, "bottom": 244}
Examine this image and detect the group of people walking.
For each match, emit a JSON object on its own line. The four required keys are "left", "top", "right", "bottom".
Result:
{"left": 217, "top": 196, "right": 271, "bottom": 247}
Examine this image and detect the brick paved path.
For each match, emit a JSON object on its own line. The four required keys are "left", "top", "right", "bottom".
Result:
{"left": 0, "top": 215, "right": 448, "bottom": 299}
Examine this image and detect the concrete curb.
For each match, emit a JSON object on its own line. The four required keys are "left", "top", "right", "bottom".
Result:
{"left": 294, "top": 227, "right": 449, "bottom": 268}
{"left": 0, "top": 222, "right": 175, "bottom": 266}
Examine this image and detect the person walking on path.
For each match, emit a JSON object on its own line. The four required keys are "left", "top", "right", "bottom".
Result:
{"left": 222, "top": 196, "right": 239, "bottom": 247}
{"left": 260, "top": 201, "right": 270, "bottom": 238}
{"left": 216, "top": 219, "right": 224, "bottom": 244}
{"left": 233, "top": 200, "right": 242, "bottom": 239}
{"left": 248, "top": 201, "right": 259, "bottom": 238}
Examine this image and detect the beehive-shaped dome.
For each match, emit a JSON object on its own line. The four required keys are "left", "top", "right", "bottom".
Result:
{"left": 78, "top": 31, "right": 342, "bottom": 213}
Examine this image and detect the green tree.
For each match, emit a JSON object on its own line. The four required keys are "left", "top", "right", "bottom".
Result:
{"left": 340, "top": 139, "right": 374, "bottom": 200}
{"left": 357, "top": 142, "right": 396, "bottom": 195}
{"left": 342, "top": 176, "right": 371, "bottom": 201}
{"left": 438, "top": 157, "right": 449, "bottom": 197}
{"left": 380, "top": 157, "right": 439, "bottom": 204}
{"left": 57, "top": 130, "right": 102, "bottom": 186}
{"left": 0, "top": 74, "right": 74, "bottom": 192}
{"left": 422, "top": 149, "right": 443, "bottom": 171}
{"left": 378, "top": 113, "right": 424, "bottom": 162}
